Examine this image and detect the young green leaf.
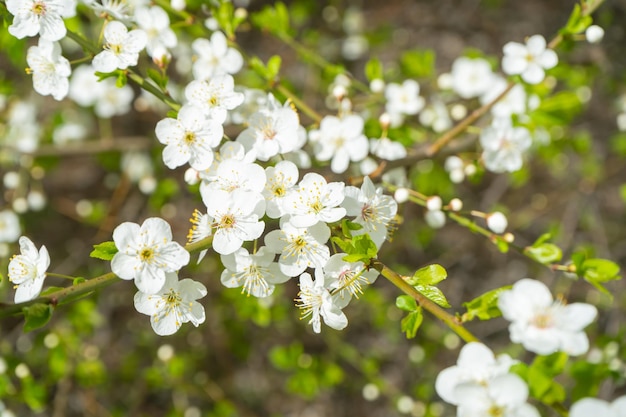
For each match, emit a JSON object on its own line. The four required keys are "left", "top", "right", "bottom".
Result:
{"left": 461, "top": 286, "right": 511, "bottom": 322}
{"left": 395, "top": 295, "right": 417, "bottom": 312}
{"left": 90, "top": 241, "right": 118, "bottom": 261}
{"left": 524, "top": 243, "right": 563, "bottom": 265}
{"left": 365, "top": 57, "right": 383, "bottom": 82}
{"left": 407, "top": 264, "right": 447, "bottom": 286}
{"left": 400, "top": 307, "right": 423, "bottom": 339}
{"left": 414, "top": 284, "right": 450, "bottom": 308}
{"left": 23, "top": 303, "right": 54, "bottom": 332}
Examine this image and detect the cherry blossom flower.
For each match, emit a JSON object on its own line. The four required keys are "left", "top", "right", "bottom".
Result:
{"left": 111, "top": 217, "right": 190, "bottom": 294}
{"left": 134, "top": 272, "right": 206, "bottom": 336}
{"left": 264, "top": 220, "right": 331, "bottom": 277}
{"left": 451, "top": 57, "right": 494, "bottom": 99}
{"left": 263, "top": 160, "right": 299, "bottom": 219}
{"left": 204, "top": 190, "right": 265, "bottom": 255}
{"left": 200, "top": 159, "right": 266, "bottom": 198}
{"left": 192, "top": 31, "right": 244, "bottom": 80}
{"left": 0, "top": 210, "right": 21, "bottom": 243}
{"left": 455, "top": 374, "right": 540, "bottom": 417}
{"left": 311, "top": 115, "right": 368, "bottom": 174}
{"left": 134, "top": 5, "right": 177, "bottom": 57}
{"left": 83, "top": 0, "right": 146, "bottom": 21}
{"left": 69, "top": 64, "right": 134, "bottom": 118}
{"left": 184, "top": 74, "right": 245, "bottom": 124}
{"left": 486, "top": 211, "right": 508, "bottom": 234}
{"left": 220, "top": 247, "right": 289, "bottom": 298}
{"left": 502, "top": 34, "right": 558, "bottom": 84}
{"left": 369, "top": 137, "right": 407, "bottom": 161}
{"left": 6, "top": 0, "right": 74, "bottom": 41}
{"left": 236, "top": 94, "right": 300, "bottom": 161}
{"left": 497, "top": 278, "right": 597, "bottom": 355}
{"left": 480, "top": 122, "right": 532, "bottom": 173}
{"left": 385, "top": 79, "right": 425, "bottom": 117}
{"left": 322, "top": 253, "right": 378, "bottom": 301}
{"left": 342, "top": 176, "right": 398, "bottom": 248}
{"left": 92, "top": 20, "right": 147, "bottom": 73}
{"left": 283, "top": 173, "right": 346, "bottom": 228}
{"left": 26, "top": 38, "right": 71, "bottom": 101}
{"left": 8, "top": 236, "right": 50, "bottom": 303}
{"left": 155, "top": 104, "right": 224, "bottom": 170}
{"left": 435, "top": 342, "right": 516, "bottom": 406}
{"left": 570, "top": 396, "right": 626, "bottom": 417}
{"left": 480, "top": 76, "right": 528, "bottom": 119}
{"left": 296, "top": 270, "right": 348, "bottom": 333}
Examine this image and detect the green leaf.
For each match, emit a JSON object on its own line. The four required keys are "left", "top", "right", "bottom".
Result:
{"left": 146, "top": 68, "right": 168, "bottom": 90}
{"left": 115, "top": 70, "right": 127, "bottom": 88}
{"left": 266, "top": 55, "right": 282, "bottom": 80}
{"left": 214, "top": 1, "right": 235, "bottom": 39}
{"left": 23, "top": 303, "right": 54, "bottom": 332}
{"left": 461, "top": 286, "right": 511, "bottom": 322}
{"left": 90, "top": 241, "right": 118, "bottom": 261}
{"left": 364, "top": 57, "right": 383, "bottom": 82}
{"left": 73, "top": 277, "right": 86, "bottom": 285}
{"left": 400, "top": 49, "right": 435, "bottom": 78}
{"left": 250, "top": 2, "right": 291, "bottom": 38}
{"left": 581, "top": 258, "right": 621, "bottom": 283}
{"left": 415, "top": 284, "right": 450, "bottom": 308}
{"left": 400, "top": 307, "right": 423, "bottom": 339}
{"left": 524, "top": 243, "right": 563, "bottom": 265}
{"left": 340, "top": 219, "right": 362, "bottom": 238}
{"left": 527, "top": 353, "right": 568, "bottom": 403}
{"left": 561, "top": 4, "right": 593, "bottom": 35}
{"left": 395, "top": 295, "right": 417, "bottom": 312}
{"left": 407, "top": 264, "right": 447, "bottom": 286}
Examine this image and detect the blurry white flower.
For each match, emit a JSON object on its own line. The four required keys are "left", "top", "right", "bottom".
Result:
{"left": 0, "top": 210, "right": 21, "bottom": 243}
{"left": 27, "top": 38, "right": 71, "bottom": 100}
{"left": 451, "top": 57, "right": 494, "bottom": 99}
{"left": 369, "top": 137, "right": 407, "bottom": 160}
{"left": 8, "top": 236, "right": 50, "bottom": 303}
{"left": 6, "top": 0, "right": 73, "bottom": 41}
{"left": 498, "top": 278, "right": 597, "bottom": 355}
{"left": 570, "top": 396, "right": 626, "bottom": 417}
{"left": 134, "top": 272, "right": 206, "bottom": 336}
{"left": 502, "top": 34, "right": 558, "bottom": 84}
{"left": 385, "top": 80, "right": 424, "bottom": 117}
{"left": 486, "top": 211, "right": 508, "bottom": 234}
{"left": 192, "top": 31, "right": 243, "bottom": 80}
{"left": 134, "top": 6, "right": 177, "bottom": 57}
{"left": 480, "top": 123, "right": 531, "bottom": 173}
{"left": 480, "top": 76, "right": 527, "bottom": 118}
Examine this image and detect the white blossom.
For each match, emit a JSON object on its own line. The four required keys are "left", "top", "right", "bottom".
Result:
{"left": 296, "top": 270, "right": 348, "bottom": 333}
{"left": 111, "top": 217, "right": 190, "bottom": 294}
{"left": 155, "top": 104, "right": 224, "bottom": 170}
{"left": 570, "top": 396, "right": 626, "bottom": 417}
{"left": 263, "top": 160, "right": 299, "bottom": 219}
{"left": 192, "top": 31, "right": 243, "bottom": 80}
{"left": 93, "top": 20, "right": 147, "bottom": 73}
{"left": 220, "top": 247, "right": 289, "bottom": 298}
{"left": 134, "top": 272, "right": 206, "bottom": 336}
{"left": 0, "top": 210, "right": 21, "bottom": 243}
{"left": 134, "top": 6, "right": 177, "bottom": 57}
{"left": 27, "top": 38, "right": 71, "bottom": 100}
{"left": 486, "top": 211, "right": 508, "bottom": 234}
{"left": 502, "top": 34, "right": 558, "bottom": 84}
{"left": 322, "top": 253, "right": 378, "bottom": 301}
{"left": 385, "top": 79, "right": 425, "bottom": 117}
{"left": 451, "top": 57, "right": 494, "bottom": 99}
{"left": 6, "top": 0, "right": 74, "bottom": 41}
{"left": 185, "top": 74, "right": 245, "bottom": 123}
{"left": 283, "top": 172, "right": 346, "bottom": 228}
{"left": 8, "top": 236, "right": 50, "bottom": 303}
{"left": 480, "top": 122, "right": 532, "bottom": 173}
{"left": 369, "top": 137, "right": 407, "bottom": 161}
{"left": 498, "top": 278, "right": 597, "bottom": 355}
{"left": 311, "top": 115, "right": 368, "bottom": 173}
{"left": 264, "top": 220, "right": 331, "bottom": 277}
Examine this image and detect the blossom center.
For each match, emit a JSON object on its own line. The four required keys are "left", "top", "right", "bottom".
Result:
{"left": 273, "top": 185, "right": 285, "bottom": 197}
{"left": 165, "top": 289, "right": 182, "bottom": 307}
{"left": 310, "top": 199, "right": 324, "bottom": 214}
{"left": 184, "top": 131, "right": 196, "bottom": 144}
{"left": 531, "top": 311, "right": 554, "bottom": 329}
{"left": 32, "top": 1, "right": 47, "bottom": 16}
{"left": 219, "top": 214, "right": 236, "bottom": 229}
{"left": 488, "top": 405, "right": 505, "bottom": 417}
{"left": 139, "top": 247, "right": 155, "bottom": 262}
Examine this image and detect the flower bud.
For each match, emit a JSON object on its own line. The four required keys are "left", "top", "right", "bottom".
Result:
{"left": 394, "top": 188, "right": 409, "bottom": 203}
{"left": 585, "top": 25, "right": 604, "bottom": 44}
{"left": 425, "top": 210, "right": 446, "bottom": 229}
{"left": 426, "top": 196, "right": 442, "bottom": 211}
{"left": 486, "top": 211, "right": 508, "bottom": 234}
{"left": 449, "top": 198, "right": 463, "bottom": 212}
{"left": 370, "top": 78, "right": 385, "bottom": 93}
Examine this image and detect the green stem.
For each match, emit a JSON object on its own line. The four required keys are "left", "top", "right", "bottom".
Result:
{"left": 65, "top": 29, "right": 100, "bottom": 55}
{"left": 274, "top": 83, "right": 322, "bottom": 124}
{"left": 370, "top": 259, "right": 480, "bottom": 343}
{"left": 127, "top": 71, "right": 181, "bottom": 111}
{"left": 46, "top": 272, "right": 77, "bottom": 281}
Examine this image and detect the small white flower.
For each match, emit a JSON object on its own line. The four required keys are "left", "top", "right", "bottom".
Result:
{"left": 385, "top": 79, "right": 425, "bottom": 117}
{"left": 570, "top": 396, "right": 626, "bottom": 417}
{"left": 342, "top": 176, "right": 398, "bottom": 248}
{"left": 369, "top": 137, "right": 407, "bottom": 161}
{"left": 93, "top": 20, "right": 147, "bottom": 73}
{"left": 264, "top": 220, "right": 331, "bottom": 277}
{"left": 322, "top": 253, "right": 378, "bottom": 301}
{"left": 312, "top": 115, "right": 369, "bottom": 174}
{"left": 204, "top": 190, "right": 265, "bottom": 255}
{"left": 220, "top": 247, "right": 289, "bottom": 298}
{"left": 134, "top": 6, "right": 176, "bottom": 57}
{"left": 455, "top": 374, "right": 540, "bottom": 417}
{"left": 283, "top": 172, "right": 346, "bottom": 228}
{"left": 0, "top": 210, "right": 21, "bottom": 243}
{"left": 8, "top": 236, "right": 50, "bottom": 303}
{"left": 185, "top": 74, "right": 245, "bottom": 124}
{"left": 296, "top": 270, "right": 348, "bottom": 333}
{"left": 263, "top": 160, "right": 299, "bottom": 219}
{"left": 236, "top": 94, "right": 301, "bottom": 161}
{"left": 27, "top": 38, "right": 71, "bottom": 100}
{"left": 155, "top": 104, "right": 224, "bottom": 170}
{"left": 134, "top": 272, "right": 206, "bottom": 336}
{"left": 435, "top": 342, "right": 516, "bottom": 406}
{"left": 502, "top": 34, "right": 558, "bottom": 84}
{"left": 6, "top": 0, "right": 72, "bottom": 41}
{"left": 497, "top": 278, "right": 597, "bottom": 355}
{"left": 451, "top": 57, "right": 494, "bottom": 99}
{"left": 585, "top": 25, "right": 604, "bottom": 44}
{"left": 480, "top": 123, "right": 532, "bottom": 173}
{"left": 111, "top": 217, "right": 190, "bottom": 294}
{"left": 192, "top": 31, "right": 244, "bottom": 80}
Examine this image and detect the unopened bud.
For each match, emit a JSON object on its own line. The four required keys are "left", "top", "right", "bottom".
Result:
{"left": 332, "top": 85, "right": 347, "bottom": 101}
{"left": 503, "top": 232, "right": 515, "bottom": 243}
{"left": 379, "top": 112, "right": 391, "bottom": 129}
{"left": 426, "top": 196, "right": 442, "bottom": 211}
{"left": 449, "top": 198, "right": 463, "bottom": 212}
{"left": 585, "top": 25, "right": 604, "bottom": 44}
{"left": 394, "top": 188, "right": 409, "bottom": 203}
{"left": 370, "top": 78, "right": 385, "bottom": 93}
{"left": 486, "top": 211, "right": 508, "bottom": 234}
{"left": 425, "top": 210, "right": 446, "bottom": 229}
